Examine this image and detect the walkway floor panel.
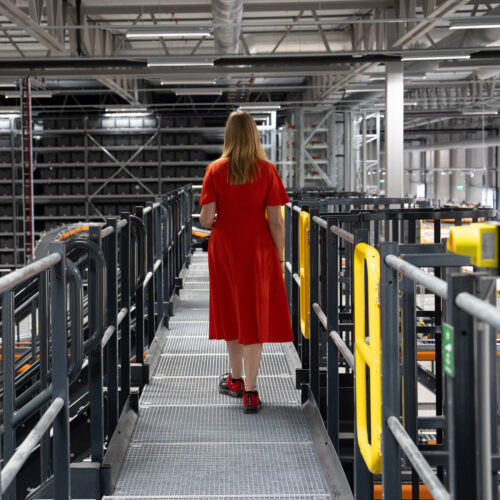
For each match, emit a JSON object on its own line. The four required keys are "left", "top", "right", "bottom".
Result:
{"left": 104, "top": 250, "right": 333, "bottom": 500}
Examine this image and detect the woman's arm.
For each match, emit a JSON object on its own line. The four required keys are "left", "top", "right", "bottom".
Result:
{"left": 267, "top": 205, "right": 285, "bottom": 270}
{"left": 200, "top": 202, "right": 216, "bottom": 228}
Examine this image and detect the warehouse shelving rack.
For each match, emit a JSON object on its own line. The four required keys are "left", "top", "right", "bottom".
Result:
{"left": 0, "top": 113, "right": 277, "bottom": 270}
{"left": 281, "top": 109, "right": 345, "bottom": 189}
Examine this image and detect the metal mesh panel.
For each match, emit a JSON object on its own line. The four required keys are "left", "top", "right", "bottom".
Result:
{"left": 140, "top": 376, "right": 300, "bottom": 406}
{"left": 104, "top": 496, "right": 330, "bottom": 499}
{"left": 184, "top": 282, "right": 210, "bottom": 290}
{"left": 156, "top": 353, "right": 292, "bottom": 377}
{"left": 166, "top": 322, "right": 209, "bottom": 337}
{"left": 172, "top": 309, "right": 210, "bottom": 321}
{"left": 163, "top": 337, "right": 283, "bottom": 355}
{"left": 132, "top": 405, "right": 312, "bottom": 444}
{"left": 112, "top": 443, "right": 330, "bottom": 497}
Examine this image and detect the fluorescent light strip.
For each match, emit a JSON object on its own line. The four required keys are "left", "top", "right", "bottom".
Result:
{"left": 5, "top": 91, "right": 52, "bottom": 98}
{"left": 175, "top": 90, "right": 222, "bottom": 96}
{"left": 127, "top": 31, "right": 210, "bottom": 38}
{"left": 238, "top": 105, "right": 281, "bottom": 111}
{"left": 401, "top": 54, "right": 470, "bottom": 61}
{"left": 462, "top": 110, "right": 498, "bottom": 115}
{"left": 162, "top": 80, "right": 216, "bottom": 85}
{"left": 103, "top": 112, "right": 151, "bottom": 117}
{"left": 450, "top": 20, "right": 500, "bottom": 30}
{"left": 147, "top": 60, "right": 214, "bottom": 67}
{"left": 105, "top": 107, "right": 148, "bottom": 112}
{"left": 345, "top": 88, "right": 384, "bottom": 93}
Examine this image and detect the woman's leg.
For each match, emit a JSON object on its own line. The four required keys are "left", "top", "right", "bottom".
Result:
{"left": 226, "top": 339, "right": 243, "bottom": 379}
{"left": 243, "top": 343, "right": 263, "bottom": 391}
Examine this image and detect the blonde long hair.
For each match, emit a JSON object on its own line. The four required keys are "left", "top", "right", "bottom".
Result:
{"left": 221, "top": 111, "right": 267, "bottom": 185}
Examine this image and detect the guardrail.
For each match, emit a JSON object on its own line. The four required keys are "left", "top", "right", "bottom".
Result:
{"left": 284, "top": 197, "right": 499, "bottom": 500}
{"left": 0, "top": 187, "right": 192, "bottom": 500}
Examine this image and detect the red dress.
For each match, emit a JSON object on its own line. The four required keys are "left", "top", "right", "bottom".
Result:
{"left": 199, "top": 157, "right": 293, "bottom": 345}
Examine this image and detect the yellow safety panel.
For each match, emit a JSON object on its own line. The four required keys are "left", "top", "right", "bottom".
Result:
{"left": 447, "top": 222, "right": 498, "bottom": 267}
{"left": 299, "top": 211, "right": 310, "bottom": 339}
{"left": 354, "top": 242, "right": 382, "bottom": 474}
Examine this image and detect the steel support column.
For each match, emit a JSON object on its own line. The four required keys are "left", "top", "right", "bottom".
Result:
{"left": 385, "top": 61, "right": 404, "bottom": 197}
{"left": 296, "top": 108, "right": 305, "bottom": 188}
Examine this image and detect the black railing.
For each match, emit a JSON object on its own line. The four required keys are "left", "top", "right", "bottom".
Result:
{"left": 0, "top": 186, "right": 192, "bottom": 500}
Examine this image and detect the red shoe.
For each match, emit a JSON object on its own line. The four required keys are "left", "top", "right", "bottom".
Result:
{"left": 218, "top": 373, "right": 245, "bottom": 398}
{"left": 243, "top": 390, "right": 262, "bottom": 413}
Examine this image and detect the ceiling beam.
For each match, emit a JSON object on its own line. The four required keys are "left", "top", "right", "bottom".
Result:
{"left": 81, "top": 0, "right": 394, "bottom": 15}
{"left": 0, "top": 0, "right": 138, "bottom": 104}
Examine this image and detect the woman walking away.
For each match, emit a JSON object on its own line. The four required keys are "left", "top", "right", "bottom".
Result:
{"left": 199, "top": 111, "right": 293, "bottom": 413}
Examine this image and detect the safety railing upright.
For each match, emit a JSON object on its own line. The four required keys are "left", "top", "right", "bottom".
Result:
{"left": 283, "top": 197, "right": 498, "bottom": 500}
{"left": 0, "top": 186, "right": 192, "bottom": 500}
{"left": 381, "top": 233, "right": 500, "bottom": 500}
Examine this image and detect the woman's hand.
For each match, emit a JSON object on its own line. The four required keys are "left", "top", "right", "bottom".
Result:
{"left": 200, "top": 202, "right": 217, "bottom": 228}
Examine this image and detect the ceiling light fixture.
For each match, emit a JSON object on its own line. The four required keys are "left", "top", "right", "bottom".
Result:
{"left": 0, "top": 83, "right": 16, "bottom": 88}
{"left": 147, "top": 59, "right": 214, "bottom": 67}
{"left": 127, "top": 30, "right": 210, "bottom": 39}
{"left": 238, "top": 104, "right": 281, "bottom": 111}
{"left": 462, "top": 110, "right": 498, "bottom": 115}
{"left": 105, "top": 107, "right": 148, "bottom": 112}
{"left": 449, "top": 18, "right": 500, "bottom": 30}
{"left": 345, "top": 87, "right": 384, "bottom": 93}
{"left": 175, "top": 90, "right": 222, "bottom": 96}
{"left": 162, "top": 79, "right": 216, "bottom": 85}
{"left": 5, "top": 91, "right": 52, "bottom": 98}
{"left": 401, "top": 53, "right": 470, "bottom": 61}
{"left": 103, "top": 112, "right": 151, "bottom": 118}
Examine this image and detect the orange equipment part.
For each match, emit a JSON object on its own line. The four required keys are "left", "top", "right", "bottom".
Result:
{"left": 374, "top": 484, "right": 500, "bottom": 499}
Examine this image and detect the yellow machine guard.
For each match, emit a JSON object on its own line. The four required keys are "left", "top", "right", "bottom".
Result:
{"left": 353, "top": 242, "right": 382, "bottom": 474}
{"left": 299, "top": 211, "right": 310, "bottom": 338}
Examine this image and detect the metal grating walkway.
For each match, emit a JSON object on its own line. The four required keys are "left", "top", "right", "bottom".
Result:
{"left": 104, "top": 250, "right": 333, "bottom": 500}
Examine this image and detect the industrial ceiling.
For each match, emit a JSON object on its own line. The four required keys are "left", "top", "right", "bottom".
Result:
{"left": 0, "top": 0, "right": 498, "bottom": 119}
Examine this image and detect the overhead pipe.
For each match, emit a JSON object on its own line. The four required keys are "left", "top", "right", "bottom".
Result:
{"left": 405, "top": 137, "right": 500, "bottom": 152}
{"left": 212, "top": 0, "right": 243, "bottom": 54}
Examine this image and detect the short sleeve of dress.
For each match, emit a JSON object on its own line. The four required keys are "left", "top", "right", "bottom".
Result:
{"left": 265, "top": 163, "right": 289, "bottom": 206}
{"left": 199, "top": 165, "right": 216, "bottom": 206}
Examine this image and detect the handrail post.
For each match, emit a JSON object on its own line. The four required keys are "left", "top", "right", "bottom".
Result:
{"left": 380, "top": 242, "right": 402, "bottom": 499}
{"left": 134, "top": 206, "right": 146, "bottom": 367}
{"left": 88, "top": 225, "right": 105, "bottom": 462}
{"left": 146, "top": 202, "right": 156, "bottom": 343}
{"left": 401, "top": 267, "right": 419, "bottom": 498}
{"left": 49, "top": 242, "right": 70, "bottom": 500}
{"left": 162, "top": 201, "right": 172, "bottom": 312}
{"left": 154, "top": 199, "right": 165, "bottom": 327}
{"left": 119, "top": 212, "right": 132, "bottom": 410}
{"left": 309, "top": 207, "right": 320, "bottom": 406}
{"left": 39, "top": 269, "right": 51, "bottom": 481}
{"left": 291, "top": 206, "right": 300, "bottom": 352}
{"left": 284, "top": 205, "right": 292, "bottom": 321}
{"left": 104, "top": 217, "right": 119, "bottom": 434}
{"left": 446, "top": 272, "right": 477, "bottom": 499}
{"left": 352, "top": 228, "right": 372, "bottom": 500}
{"left": 326, "top": 216, "right": 340, "bottom": 451}
{"left": 3, "top": 288, "right": 16, "bottom": 500}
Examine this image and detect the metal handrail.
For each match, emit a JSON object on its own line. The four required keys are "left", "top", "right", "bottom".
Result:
{"left": 330, "top": 224, "right": 355, "bottom": 245}
{"left": 312, "top": 302, "right": 355, "bottom": 369}
{"left": 2, "top": 397, "right": 65, "bottom": 494}
{"left": 385, "top": 254, "right": 447, "bottom": 298}
{"left": 0, "top": 253, "right": 61, "bottom": 294}
{"left": 455, "top": 291, "right": 500, "bottom": 330}
{"left": 387, "top": 416, "right": 450, "bottom": 500}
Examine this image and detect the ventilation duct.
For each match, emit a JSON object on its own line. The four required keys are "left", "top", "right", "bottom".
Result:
{"left": 212, "top": 0, "right": 243, "bottom": 54}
